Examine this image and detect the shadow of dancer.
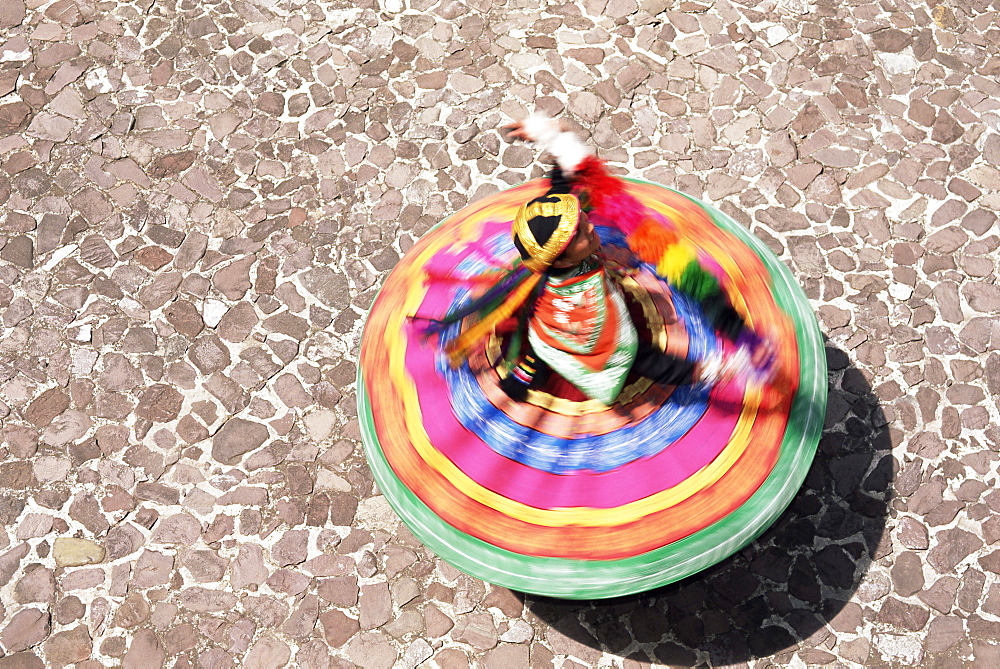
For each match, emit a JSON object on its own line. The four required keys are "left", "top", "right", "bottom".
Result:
{"left": 521, "top": 340, "right": 893, "bottom": 666}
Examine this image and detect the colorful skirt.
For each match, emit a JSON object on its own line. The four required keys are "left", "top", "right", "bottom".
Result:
{"left": 357, "top": 180, "right": 826, "bottom": 599}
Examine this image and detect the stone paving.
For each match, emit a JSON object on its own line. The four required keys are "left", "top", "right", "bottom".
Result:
{"left": 0, "top": 0, "right": 998, "bottom": 666}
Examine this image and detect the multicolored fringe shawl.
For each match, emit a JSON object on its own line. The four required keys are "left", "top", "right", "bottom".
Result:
{"left": 414, "top": 262, "right": 539, "bottom": 367}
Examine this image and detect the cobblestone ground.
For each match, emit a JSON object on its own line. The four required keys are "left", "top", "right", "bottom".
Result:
{"left": 0, "top": 0, "right": 998, "bottom": 666}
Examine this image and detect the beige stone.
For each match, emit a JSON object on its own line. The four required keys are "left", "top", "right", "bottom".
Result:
{"left": 53, "top": 538, "right": 106, "bottom": 568}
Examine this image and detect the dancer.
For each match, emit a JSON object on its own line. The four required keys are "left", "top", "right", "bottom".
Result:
{"left": 358, "top": 110, "right": 824, "bottom": 599}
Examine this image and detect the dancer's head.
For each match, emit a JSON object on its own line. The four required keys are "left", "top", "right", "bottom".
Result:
{"left": 513, "top": 193, "right": 599, "bottom": 272}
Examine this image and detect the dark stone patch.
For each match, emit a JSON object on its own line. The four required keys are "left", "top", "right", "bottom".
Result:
{"left": 878, "top": 597, "right": 930, "bottom": 631}
{"left": 929, "top": 528, "right": 984, "bottom": 574}
{"left": 149, "top": 151, "right": 196, "bottom": 178}
{"left": 0, "top": 101, "right": 31, "bottom": 135}
{"left": 815, "top": 545, "right": 857, "bottom": 590}
{"left": 1, "top": 235, "right": 34, "bottom": 268}
{"left": 135, "top": 384, "right": 184, "bottom": 423}
{"left": 891, "top": 551, "right": 925, "bottom": 596}
{"left": 212, "top": 418, "right": 269, "bottom": 465}
{"left": 872, "top": 28, "right": 912, "bottom": 52}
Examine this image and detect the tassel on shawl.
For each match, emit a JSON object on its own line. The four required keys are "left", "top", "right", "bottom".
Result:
{"left": 626, "top": 217, "right": 723, "bottom": 302}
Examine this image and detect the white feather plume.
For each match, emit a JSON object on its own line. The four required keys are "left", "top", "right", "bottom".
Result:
{"left": 516, "top": 113, "right": 592, "bottom": 175}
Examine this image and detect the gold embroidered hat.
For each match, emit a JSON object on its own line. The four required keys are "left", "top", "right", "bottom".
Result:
{"left": 512, "top": 193, "right": 580, "bottom": 273}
